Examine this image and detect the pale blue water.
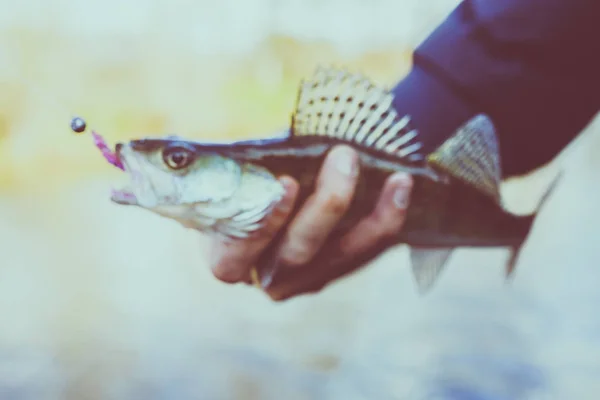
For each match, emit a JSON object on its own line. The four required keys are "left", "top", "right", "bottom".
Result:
{"left": 321, "top": 163, "right": 600, "bottom": 400}
{"left": 0, "top": 150, "right": 599, "bottom": 400}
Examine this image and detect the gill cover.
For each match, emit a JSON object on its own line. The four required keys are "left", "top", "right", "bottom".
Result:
{"left": 171, "top": 153, "right": 242, "bottom": 205}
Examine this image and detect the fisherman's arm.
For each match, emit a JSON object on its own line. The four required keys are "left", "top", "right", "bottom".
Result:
{"left": 394, "top": 0, "right": 600, "bottom": 176}
{"left": 265, "top": 0, "right": 600, "bottom": 298}
{"left": 209, "top": 0, "right": 600, "bottom": 300}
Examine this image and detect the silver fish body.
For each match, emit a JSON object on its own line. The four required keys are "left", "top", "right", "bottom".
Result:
{"left": 107, "top": 67, "right": 559, "bottom": 295}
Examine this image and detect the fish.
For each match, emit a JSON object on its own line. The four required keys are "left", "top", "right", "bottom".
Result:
{"left": 89, "top": 66, "right": 560, "bottom": 295}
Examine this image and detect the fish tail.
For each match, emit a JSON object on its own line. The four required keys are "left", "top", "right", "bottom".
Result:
{"left": 505, "top": 170, "right": 564, "bottom": 278}
{"left": 535, "top": 170, "right": 564, "bottom": 214}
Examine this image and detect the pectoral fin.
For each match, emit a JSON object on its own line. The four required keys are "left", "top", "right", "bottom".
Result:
{"left": 410, "top": 247, "right": 454, "bottom": 294}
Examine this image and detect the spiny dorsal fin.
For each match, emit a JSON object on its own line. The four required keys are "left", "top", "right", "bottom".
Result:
{"left": 410, "top": 247, "right": 453, "bottom": 294}
{"left": 291, "top": 66, "right": 424, "bottom": 162}
{"left": 427, "top": 114, "right": 502, "bottom": 203}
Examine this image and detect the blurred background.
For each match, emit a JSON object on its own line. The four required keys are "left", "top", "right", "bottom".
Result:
{"left": 1, "top": 0, "right": 600, "bottom": 399}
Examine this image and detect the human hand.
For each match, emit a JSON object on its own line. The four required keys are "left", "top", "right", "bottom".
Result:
{"left": 208, "top": 145, "right": 413, "bottom": 301}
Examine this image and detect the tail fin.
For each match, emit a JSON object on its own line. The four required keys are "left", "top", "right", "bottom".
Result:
{"left": 536, "top": 170, "right": 564, "bottom": 214}
{"left": 505, "top": 170, "right": 564, "bottom": 278}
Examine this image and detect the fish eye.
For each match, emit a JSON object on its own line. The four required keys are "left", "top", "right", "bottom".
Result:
{"left": 162, "top": 146, "right": 195, "bottom": 170}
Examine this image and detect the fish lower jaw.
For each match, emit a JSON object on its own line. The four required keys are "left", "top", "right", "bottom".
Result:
{"left": 109, "top": 169, "right": 150, "bottom": 206}
{"left": 110, "top": 186, "right": 138, "bottom": 205}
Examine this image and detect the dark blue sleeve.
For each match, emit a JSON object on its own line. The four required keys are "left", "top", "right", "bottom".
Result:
{"left": 391, "top": 0, "right": 600, "bottom": 177}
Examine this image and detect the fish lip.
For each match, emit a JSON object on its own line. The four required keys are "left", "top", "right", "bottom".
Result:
{"left": 114, "top": 142, "right": 125, "bottom": 167}
{"left": 110, "top": 143, "right": 139, "bottom": 206}
{"left": 110, "top": 188, "right": 137, "bottom": 205}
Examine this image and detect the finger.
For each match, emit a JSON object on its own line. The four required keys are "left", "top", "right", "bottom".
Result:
{"left": 338, "top": 172, "right": 413, "bottom": 256}
{"left": 208, "top": 176, "right": 299, "bottom": 283}
{"left": 277, "top": 145, "right": 360, "bottom": 267}
{"left": 266, "top": 173, "right": 412, "bottom": 301}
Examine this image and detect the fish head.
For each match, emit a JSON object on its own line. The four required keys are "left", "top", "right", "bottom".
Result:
{"left": 111, "top": 137, "right": 286, "bottom": 237}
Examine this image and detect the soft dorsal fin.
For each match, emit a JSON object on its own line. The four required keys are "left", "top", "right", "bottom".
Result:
{"left": 427, "top": 114, "right": 503, "bottom": 203}
{"left": 290, "top": 66, "right": 424, "bottom": 162}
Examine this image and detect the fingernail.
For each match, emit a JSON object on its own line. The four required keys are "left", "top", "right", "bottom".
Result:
{"left": 259, "top": 263, "right": 278, "bottom": 288}
{"left": 393, "top": 188, "right": 409, "bottom": 209}
{"left": 332, "top": 147, "right": 357, "bottom": 177}
{"left": 392, "top": 174, "right": 412, "bottom": 209}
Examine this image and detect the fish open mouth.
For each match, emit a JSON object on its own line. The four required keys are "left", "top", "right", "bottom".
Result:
{"left": 109, "top": 166, "right": 140, "bottom": 206}
{"left": 91, "top": 131, "right": 139, "bottom": 206}
{"left": 109, "top": 157, "right": 143, "bottom": 206}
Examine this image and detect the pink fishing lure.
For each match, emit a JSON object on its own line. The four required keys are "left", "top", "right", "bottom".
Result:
{"left": 91, "top": 130, "right": 124, "bottom": 170}
{"left": 70, "top": 117, "right": 124, "bottom": 170}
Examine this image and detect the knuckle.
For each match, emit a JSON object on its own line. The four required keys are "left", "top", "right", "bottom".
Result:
{"left": 211, "top": 263, "right": 244, "bottom": 284}
{"left": 267, "top": 291, "right": 288, "bottom": 302}
{"left": 280, "top": 244, "right": 311, "bottom": 266}
{"left": 320, "top": 192, "right": 351, "bottom": 216}
{"left": 270, "top": 204, "right": 290, "bottom": 221}
{"left": 281, "top": 234, "right": 322, "bottom": 265}
{"left": 257, "top": 206, "right": 296, "bottom": 240}
{"left": 272, "top": 195, "right": 295, "bottom": 218}
{"left": 250, "top": 223, "right": 279, "bottom": 241}
{"left": 381, "top": 224, "right": 401, "bottom": 239}
{"left": 264, "top": 212, "right": 291, "bottom": 235}
{"left": 247, "top": 216, "right": 285, "bottom": 241}
{"left": 378, "top": 213, "right": 406, "bottom": 237}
